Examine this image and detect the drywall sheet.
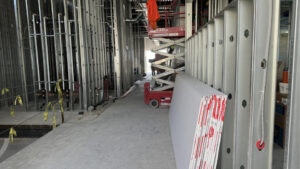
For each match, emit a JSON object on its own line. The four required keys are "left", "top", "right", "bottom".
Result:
{"left": 169, "top": 74, "right": 227, "bottom": 169}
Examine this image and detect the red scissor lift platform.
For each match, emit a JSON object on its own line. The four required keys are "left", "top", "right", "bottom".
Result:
{"left": 144, "top": 0, "right": 185, "bottom": 108}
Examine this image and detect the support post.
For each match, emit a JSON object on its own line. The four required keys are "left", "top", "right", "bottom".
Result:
{"left": 285, "top": 1, "right": 300, "bottom": 168}
{"left": 14, "top": 0, "right": 29, "bottom": 109}
{"left": 221, "top": 8, "right": 237, "bottom": 169}
{"left": 234, "top": 1, "right": 253, "bottom": 168}
{"left": 248, "top": 0, "right": 280, "bottom": 168}
{"left": 113, "top": 0, "right": 121, "bottom": 97}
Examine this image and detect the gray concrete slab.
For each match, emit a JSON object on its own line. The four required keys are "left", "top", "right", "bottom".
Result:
{"left": 0, "top": 138, "right": 37, "bottom": 163}
{"left": 0, "top": 84, "right": 176, "bottom": 169}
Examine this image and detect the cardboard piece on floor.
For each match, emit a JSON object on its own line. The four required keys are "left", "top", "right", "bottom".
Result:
{"left": 169, "top": 74, "right": 227, "bottom": 169}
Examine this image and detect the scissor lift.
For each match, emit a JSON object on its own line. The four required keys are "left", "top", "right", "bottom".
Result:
{"left": 144, "top": 0, "right": 185, "bottom": 108}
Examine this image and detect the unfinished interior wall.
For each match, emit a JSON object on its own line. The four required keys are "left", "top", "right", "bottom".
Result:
{"left": 0, "top": 0, "right": 145, "bottom": 110}
{"left": 185, "top": 0, "right": 280, "bottom": 168}
{"left": 15, "top": 0, "right": 112, "bottom": 110}
{"left": 0, "top": 0, "right": 30, "bottom": 109}
{"left": 113, "top": 0, "right": 145, "bottom": 94}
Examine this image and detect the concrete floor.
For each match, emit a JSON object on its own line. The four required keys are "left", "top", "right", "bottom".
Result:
{"left": 0, "top": 83, "right": 176, "bottom": 169}
{"left": 0, "top": 138, "right": 37, "bottom": 163}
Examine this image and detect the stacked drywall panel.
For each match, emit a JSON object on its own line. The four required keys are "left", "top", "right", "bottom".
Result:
{"left": 169, "top": 74, "right": 227, "bottom": 169}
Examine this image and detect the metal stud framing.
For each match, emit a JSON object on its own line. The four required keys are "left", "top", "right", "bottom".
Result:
{"left": 202, "top": 27, "right": 208, "bottom": 83}
{"left": 248, "top": 0, "right": 279, "bottom": 168}
{"left": 8, "top": 0, "right": 116, "bottom": 110}
{"left": 222, "top": 8, "right": 237, "bottom": 169}
{"left": 234, "top": 1, "right": 253, "bottom": 168}
{"left": 285, "top": 1, "right": 300, "bottom": 168}
{"left": 185, "top": 0, "right": 280, "bottom": 168}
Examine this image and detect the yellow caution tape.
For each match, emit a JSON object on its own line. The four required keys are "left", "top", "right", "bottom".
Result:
{"left": 59, "top": 98, "right": 64, "bottom": 113}
{"left": 52, "top": 104, "right": 57, "bottom": 129}
{"left": 1, "top": 88, "right": 9, "bottom": 95}
{"left": 14, "top": 95, "right": 23, "bottom": 106}
{"left": 10, "top": 106, "right": 15, "bottom": 117}
{"left": 44, "top": 102, "right": 52, "bottom": 121}
{"left": 55, "top": 79, "right": 63, "bottom": 98}
{"left": 56, "top": 79, "right": 64, "bottom": 118}
{"left": 9, "top": 128, "right": 17, "bottom": 143}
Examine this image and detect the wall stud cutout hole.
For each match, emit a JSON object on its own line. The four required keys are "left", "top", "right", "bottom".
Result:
{"left": 240, "top": 165, "right": 245, "bottom": 169}
{"left": 227, "top": 148, "right": 231, "bottom": 154}
{"left": 242, "top": 100, "right": 247, "bottom": 108}
{"left": 244, "top": 29, "right": 249, "bottom": 38}
{"left": 261, "top": 59, "right": 267, "bottom": 69}
{"left": 230, "top": 35, "right": 234, "bottom": 42}
{"left": 228, "top": 94, "right": 232, "bottom": 100}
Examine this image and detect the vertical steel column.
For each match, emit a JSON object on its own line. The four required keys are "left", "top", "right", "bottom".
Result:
{"left": 101, "top": 0, "right": 108, "bottom": 83}
{"left": 58, "top": 14, "right": 65, "bottom": 90}
{"left": 50, "top": 0, "right": 60, "bottom": 81}
{"left": 78, "top": 0, "right": 88, "bottom": 110}
{"left": 95, "top": 0, "right": 101, "bottom": 101}
{"left": 202, "top": 27, "right": 208, "bottom": 83}
{"left": 195, "top": 0, "right": 198, "bottom": 32}
{"left": 218, "top": 0, "right": 223, "bottom": 13}
{"left": 213, "top": 18, "right": 224, "bottom": 90}
{"left": 38, "top": 0, "right": 49, "bottom": 104}
{"left": 187, "top": 38, "right": 190, "bottom": 75}
{"left": 14, "top": 0, "right": 29, "bottom": 109}
{"left": 248, "top": 0, "right": 279, "bottom": 168}
{"left": 234, "top": 1, "right": 253, "bottom": 169}
{"left": 194, "top": 34, "right": 199, "bottom": 78}
{"left": 191, "top": 36, "right": 195, "bottom": 77}
{"left": 0, "top": 13, "right": 6, "bottom": 106}
{"left": 221, "top": 8, "right": 237, "bottom": 169}
{"left": 285, "top": 1, "right": 300, "bottom": 168}
{"left": 25, "top": 0, "right": 37, "bottom": 108}
{"left": 137, "top": 27, "right": 141, "bottom": 76}
{"left": 43, "top": 17, "right": 51, "bottom": 91}
{"left": 32, "top": 15, "right": 42, "bottom": 90}
{"left": 198, "top": 31, "right": 203, "bottom": 80}
{"left": 209, "top": 0, "right": 212, "bottom": 20}
{"left": 64, "top": 0, "right": 74, "bottom": 109}
{"left": 189, "top": 38, "right": 192, "bottom": 76}
{"left": 207, "top": 23, "right": 215, "bottom": 86}
{"left": 185, "top": 1, "right": 193, "bottom": 39}
{"left": 90, "top": 0, "right": 98, "bottom": 103}
{"left": 113, "top": 0, "right": 121, "bottom": 97}
{"left": 185, "top": 38, "right": 189, "bottom": 74}
{"left": 102, "top": 0, "right": 108, "bottom": 77}
{"left": 73, "top": 0, "right": 82, "bottom": 108}
{"left": 223, "top": 0, "right": 229, "bottom": 8}
{"left": 86, "top": 0, "right": 92, "bottom": 105}
{"left": 1, "top": 2, "right": 15, "bottom": 106}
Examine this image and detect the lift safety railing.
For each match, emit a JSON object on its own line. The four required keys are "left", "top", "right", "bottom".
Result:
{"left": 185, "top": 0, "right": 279, "bottom": 169}
{"left": 151, "top": 38, "right": 185, "bottom": 91}
{"left": 148, "top": 0, "right": 185, "bottom": 92}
